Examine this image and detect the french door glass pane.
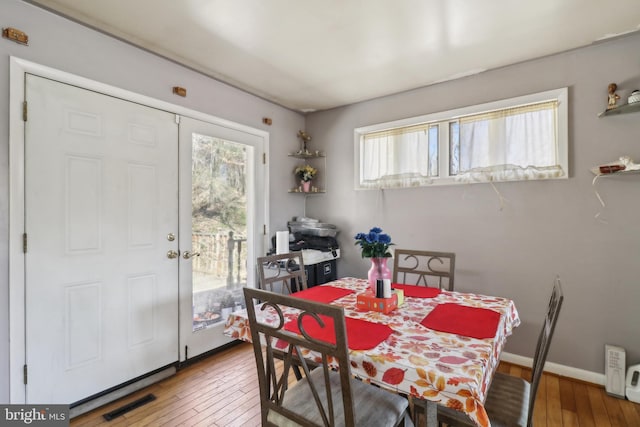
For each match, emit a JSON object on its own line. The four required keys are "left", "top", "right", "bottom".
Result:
{"left": 191, "top": 133, "right": 249, "bottom": 331}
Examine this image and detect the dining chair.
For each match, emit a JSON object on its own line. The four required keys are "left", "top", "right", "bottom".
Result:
{"left": 392, "top": 249, "right": 456, "bottom": 291}
{"left": 243, "top": 287, "right": 413, "bottom": 427}
{"left": 437, "top": 276, "right": 564, "bottom": 427}
{"left": 257, "top": 252, "right": 308, "bottom": 295}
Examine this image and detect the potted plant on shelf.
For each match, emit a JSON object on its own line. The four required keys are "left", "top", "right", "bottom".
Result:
{"left": 294, "top": 164, "right": 318, "bottom": 193}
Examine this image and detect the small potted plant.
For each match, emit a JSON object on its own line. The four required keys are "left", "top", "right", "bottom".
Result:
{"left": 354, "top": 226, "right": 394, "bottom": 293}
{"left": 294, "top": 164, "right": 317, "bottom": 192}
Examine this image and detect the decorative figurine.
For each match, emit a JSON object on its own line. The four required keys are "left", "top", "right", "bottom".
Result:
{"left": 607, "top": 83, "right": 620, "bottom": 110}
{"left": 297, "top": 130, "right": 312, "bottom": 155}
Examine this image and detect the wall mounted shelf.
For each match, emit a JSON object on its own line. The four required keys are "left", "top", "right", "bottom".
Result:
{"left": 590, "top": 167, "right": 640, "bottom": 176}
{"left": 288, "top": 152, "right": 326, "bottom": 159}
{"left": 598, "top": 102, "right": 640, "bottom": 117}
{"left": 288, "top": 151, "right": 326, "bottom": 194}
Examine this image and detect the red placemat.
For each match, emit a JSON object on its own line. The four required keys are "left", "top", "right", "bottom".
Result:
{"left": 421, "top": 303, "right": 500, "bottom": 339}
{"left": 284, "top": 316, "right": 393, "bottom": 350}
{"left": 392, "top": 283, "right": 441, "bottom": 298}
{"left": 292, "top": 286, "right": 354, "bottom": 303}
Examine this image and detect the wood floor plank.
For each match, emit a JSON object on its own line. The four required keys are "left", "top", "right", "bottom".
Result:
{"left": 587, "top": 384, "right": 612, "bottom": 427}
{"left": 562, "top": 409, "right": 579, "bottom": 427}
{"left": 532, "top": 372, "right": 547, "bottom": 426}
{"left": 222, "top": 402, "right": 261, "bottom": 427}
{"left": 496, "top": 363, "right": 510, "bottom": 374}
{"left": 158, "top": 408, "right": 199, "bottom": 426}
{"left": 214, "top": 388, "right": 260, "bottom": 426}
{"left": 242, "top": 412, "right": 262, "bottom": 427}
{"left": 509, "top": 365, "right": 523, "bottom": 378}
{"left": 121, "top": 395, "right": 181, "bottom": 425}
{"left": 193, "top": 389, "right": 246, "bottom": 415}
{"left": 182, "top": 396, "right": 233, "bottom": 426}
{"left": 545, "top": 375, "right": 563, "bottom": 427}
{"left": 620, "top": 397, "right": 640, "bottom": 426}
{"left": 574, "top": 382, "right": 596, "bottom": 427}
{"left": 559, "top": 376, "right": 577, "bottom": 412}
{"left": 136, "top": 396, "right": 197, "bottom": 426}
{"left": 603, "top": 393, "right": 628, "bottom": 427}
{"left": 70, "top": 343, "right": 640, "bottom": 427}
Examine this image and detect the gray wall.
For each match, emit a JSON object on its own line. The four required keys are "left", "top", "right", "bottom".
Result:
{"left": 0, "top": 0, "right": 304, "bottom": 402}
{"left": 305, "top": 33, "right": 640, "bottom": 375}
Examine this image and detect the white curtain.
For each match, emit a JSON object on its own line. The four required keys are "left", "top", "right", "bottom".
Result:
{"left": 359, "top": 100, "right": 564, "bottom": 188}
{"left": 455, "top": 100, "right": 564, "bottom": 182}
{"left": 360, "top": 124, "right": 436, "bottom": 188}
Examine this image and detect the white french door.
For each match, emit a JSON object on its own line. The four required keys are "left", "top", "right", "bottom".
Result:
{"left": 24, "top": 74, "right": 180, "bottom": 403}
{"left": 11, "top": 59, "right": 268, "bottom": 404}
{"left": 178, "top": 116, "right": 266, "bottom": 360}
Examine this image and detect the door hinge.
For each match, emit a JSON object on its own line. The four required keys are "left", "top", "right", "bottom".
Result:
{"left": 22, "top": 233, "right": 27, "bottom": 253}
{"left": 263, "top": 153, "right": 266, "bottom": 164}
{"left": 175, "top": 114, "right": 180, "bottom": 124}
{"left": 263, "top": 224, "right": 267, "bottom": 235}
{"left": 22, "top": 101, "right": 27, "bottom": 122}
{"left": 184, "top": 345, "right": 188, "bottom": 360}
{"left": 23, "top": 364, "right": 27, "bottom": 385}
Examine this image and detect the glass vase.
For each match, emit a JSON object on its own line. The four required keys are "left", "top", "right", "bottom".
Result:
{"left": 301, "top": 180, "right": 311, "bottom": 193}
{"left": 367, "top": 257, "right": 392, "bottom": 294}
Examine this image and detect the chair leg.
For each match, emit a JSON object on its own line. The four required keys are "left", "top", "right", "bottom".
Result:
{"left": 292, "top": 365, "right": 302, "bottom": 380}
{"left": 410, "top": 396, "right": 439, "bottom": 427}
{"left": 397, "top": 411, "right": 415, "bottom": 427}
{"left": 409, "top": 396, "right": 423, "bottom": 426}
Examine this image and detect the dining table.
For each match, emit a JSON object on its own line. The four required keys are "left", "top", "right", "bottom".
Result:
{"left": 223, "top": 277, "right": 520, "bottom": 427}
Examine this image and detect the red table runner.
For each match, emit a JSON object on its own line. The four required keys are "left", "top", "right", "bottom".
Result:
{"left": 421, "top": 303, "right": 500, "bottom": 339}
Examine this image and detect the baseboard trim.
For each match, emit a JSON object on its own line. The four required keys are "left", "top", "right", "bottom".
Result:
{"left": 501, "top": 352, "right": 605, "bottom": 386}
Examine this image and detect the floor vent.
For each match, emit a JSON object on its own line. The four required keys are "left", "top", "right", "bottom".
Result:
{"left": 70, "top": 365, "right": 176, "bottom": 419}
{"left": 102, "top": 393, "right": 156, "bottom": 421}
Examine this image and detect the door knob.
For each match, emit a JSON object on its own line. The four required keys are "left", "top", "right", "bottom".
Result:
{"left": 167, "top": 250, "right": 179, "bottom": 259}
{"left": 182, "top": 251, "right": 201, "bottom": 260}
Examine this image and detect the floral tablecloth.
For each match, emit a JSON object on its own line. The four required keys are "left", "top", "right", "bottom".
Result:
{"left": 224, "top": 277, "right": 520, "bottom": 427}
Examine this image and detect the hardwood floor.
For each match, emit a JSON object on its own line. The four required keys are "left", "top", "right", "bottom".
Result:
{"left": 71, "top": 342, "right": 640, "bottom": 426}
{"left": 71, "top": 342, "right": 263, "bottom": 427}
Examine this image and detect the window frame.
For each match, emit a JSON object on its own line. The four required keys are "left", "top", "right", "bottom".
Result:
{"left": 354, "top": 87, "right": 568, "bottom": 189}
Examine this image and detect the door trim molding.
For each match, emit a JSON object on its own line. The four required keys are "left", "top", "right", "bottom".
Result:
{"left": 8, "top": 56, "right": 269, "bottom": 403}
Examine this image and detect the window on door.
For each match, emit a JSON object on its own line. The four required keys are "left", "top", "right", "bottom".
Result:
{"left": 191, "top": 134, "right": 251, "bottom": 330}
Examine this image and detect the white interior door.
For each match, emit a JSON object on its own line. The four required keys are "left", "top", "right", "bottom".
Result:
{"left": 178, "top": 116, "right": 266, "bottom": 360}
{"left": 24, "top": 74, "right": 180, "bottom": 403}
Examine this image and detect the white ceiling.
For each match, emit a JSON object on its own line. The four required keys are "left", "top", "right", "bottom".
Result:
{"left": 28, "top": 0, "right": 640, "bottom": 113}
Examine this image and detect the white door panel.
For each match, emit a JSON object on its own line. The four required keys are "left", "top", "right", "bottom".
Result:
{"left": 25, "top": 74, "right": 179, "bottom": 403}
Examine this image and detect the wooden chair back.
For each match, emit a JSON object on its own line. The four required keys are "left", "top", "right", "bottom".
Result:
{"left": 392, "top": 249, "right": 456, "bottom": 291}
{"left": 257, "top": 252, "right": 308, "bottom": 295}
{"left": 243, "top": 287, "right": 356, "bottom": 426}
